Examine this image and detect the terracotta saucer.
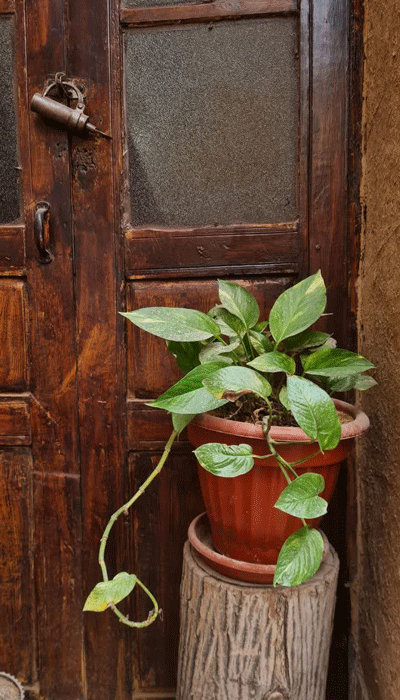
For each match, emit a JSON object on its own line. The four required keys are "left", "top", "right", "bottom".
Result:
{"left": 188, "top": 512, "right": 329, "bottom": 585}
{"left": 188, "top": 512, "right": 276, "bottom": 584}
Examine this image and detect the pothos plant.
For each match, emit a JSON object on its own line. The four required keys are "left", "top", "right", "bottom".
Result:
{"left": 83, "top": 271, "right": 375, "bottom": 627}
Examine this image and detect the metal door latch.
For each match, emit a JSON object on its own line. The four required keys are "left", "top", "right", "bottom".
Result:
{"left": 34, "top": 201, "right": 51, "bottom": 264}
{"left": 30, "top": 72, "right": 111, "bottom": 139}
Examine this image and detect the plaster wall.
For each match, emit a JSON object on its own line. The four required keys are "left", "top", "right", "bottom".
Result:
{"left": 354, "top": 1, "right": 400, "bottom": 697}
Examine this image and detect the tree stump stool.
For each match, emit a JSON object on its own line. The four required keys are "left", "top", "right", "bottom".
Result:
{"left": 177, "top": 540, "right": 339, "bottom": 700}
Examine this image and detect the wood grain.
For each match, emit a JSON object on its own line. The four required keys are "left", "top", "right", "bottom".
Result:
{"left": 25, "top": 0, "right": 78, "bottom": 477}
{"left": 24, "top": 0, "right": 84, "bottom": 697}
{"left": 307, "top": 3, "right": 350, "bottom": 696}
{"left": 0, "top": 226, "right": 25, "bottom": 274}
{"left": 127, "top": 450, "right": 203, "bottom": 694}
{"left": 0, "top": 0, "right": 15, "bottom": 13}
{"left": 298, "top": 0, "right": 310, "bottom": 279}
{"left": 0, "top": 280, "right": 27, "bottom": 391}
{"left": 177, "top": 541, "right": 339, "bottom": 700}
{"left": 33, "top": 473, "right": 83, "bottom": 698}
{"left": 125, "top": 227, "right": 300, "bottom": 278}
{"left": 309, "top": 0, "right": 349, "bottom": 347}
{"left": 67, "top": 0, "right": 127, "bottom": 696}
{"left": 0, "top": 448, "right": 34, "bottom": 683}
{"left": 0, "top": 395, "right": 31, "bottom": 445}
{"left": 120, "top": 0, "right": 297, "bottom": 27}
{"left": 128, "top": 401, "right": 183, "bottom": 451}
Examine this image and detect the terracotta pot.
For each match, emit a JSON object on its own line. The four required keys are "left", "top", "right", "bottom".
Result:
{"left": 187, "top": 399, "right": 369, "bottom": 566}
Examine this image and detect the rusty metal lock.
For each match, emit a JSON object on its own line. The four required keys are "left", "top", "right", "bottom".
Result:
{"left": 30, "top": 72, "right": 111, "bottom": 139}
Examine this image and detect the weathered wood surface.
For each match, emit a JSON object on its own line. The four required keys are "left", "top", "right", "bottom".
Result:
{"left": 67, "top": 0, "right": 127, "bottom": 696}
{"left": 125, "top": 226, "right": 299, "bottom": 279}
{"left": 120, "top": 0, "right": 297, "bottom": 28}
{"left": 0, "top": 449, "right": 34, "bottom": 683}
{"left": 24, "top": 0, "right": 83, "bottom": 696}
{"left": 0, "top": 226, "right": 25, "bottom": 274}
{"left": 0, "top": 0, "right": 15, "bottom": 13}
{"left": 0, "top": 280, "right": 27, "bottom": 391}
{"left": 309, "top": 0, "right": 349, "bottom": 347}
{"left": 0, "top": 395, "right": 31, "bottom": 445}
{"left": 177, "top": 542, "right": 339, "bottom": 700}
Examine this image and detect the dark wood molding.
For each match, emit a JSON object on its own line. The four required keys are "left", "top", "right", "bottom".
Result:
{"left": 67, "top": 0, "right": 128, "bottom": 696}
{"left": 308, "top": 0, "right": 349, "bottom": 347}
{"left": 0, "top": 394, "right": 31, "bottom": 445}
{"left": 127, "top": 220, "right": 298, "bottom": 239}
{"left": 125, "top": 223, "right": 300, "bottom": 278}
{"left": 0, "top": 225, "right": 25, "bottom": 274}
{"left": 0, "top": 0, "right": 15, "bottom": 14}
{"left": 120, "top": 0, "right": 297, "bottom": 27}
{"left": 298, "top": 0, "right": 310, "bottom": 278}
{"left": 23, "top": 0, "right": 83, "bottom": 696}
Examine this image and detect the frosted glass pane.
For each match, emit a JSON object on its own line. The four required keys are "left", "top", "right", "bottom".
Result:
{"left": 125, "top": 19, "right": 298, "bottom": 227}
{"left": 0, "top": 17, "right": 20, "bottom": 224}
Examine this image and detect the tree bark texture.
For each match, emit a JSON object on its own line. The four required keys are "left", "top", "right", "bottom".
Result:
{"left": 177, "top": 541, "right": 339, "bottom": 700}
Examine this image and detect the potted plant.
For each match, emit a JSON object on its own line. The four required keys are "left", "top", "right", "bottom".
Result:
{"left": 83, "top": 271, "right": 374, "bottom": 626}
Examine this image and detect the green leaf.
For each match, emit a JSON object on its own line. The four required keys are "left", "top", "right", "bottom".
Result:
{"left": 249, "top": 331, "right": 274, "bottom": 355}
{"left": 303, "top": 348, "right": 375, "bottom": 379}
{"left": 287, "top": 376, "right": 341, "bottom": 450}
{"left": 209, "top": 306, "right": 247, "bottom": 338}
{"left": 248, "top": 351, "right": 296, "bottom": 375}
{"left": 283, "top": 330, "right": 330, "bottom": 352}
{"left": 253, "top": 321, "right": 269, "bottom": 332}
{"left": 167, "top": 340, "right": 202, "bottom": 373}
{"left": 327, "top": 373, "right": 377, "bottom": 393}
{"left": 83, "top": 572, "right": 137, "bottom": 612}
{"left": 275, "top": 473, "right": 327, "bottom": 519}
{"left": 269, "top": 272, "right": 326, "bottom": 345}
{"left": 273, "top": 527, "right": 324, "bottom": 586}
{"left": 149, "top": 362, "right": 228, "bottom": 414}
{"left": 218, "top": 280, "right": 259, "bottom": 328}
{"left": 172, "top": 413, "right": 195, "bottom": 435}
{"left": 279, "top": 385, "right": 291, "bottom": 411}
{"left": 121, "top": 307, "right": 220, "bottom": 342}
{"left": 194, "top": 443, "right": 254, "bottom": 477}
{"left": 198, "top": 340, "right": 240, "bottom": 365}
{"left": 203, "top": 366, "right": 272, "bottom": 402}
{"left": 354, "top": 374, "right": 377, "bottom": 391}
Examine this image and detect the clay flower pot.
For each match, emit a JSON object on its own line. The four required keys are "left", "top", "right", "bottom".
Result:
{"left": 188, "top": 399, "right": 369, "bottom": 566}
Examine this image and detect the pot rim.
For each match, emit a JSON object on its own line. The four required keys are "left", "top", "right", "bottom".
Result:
{"left": 191, "top": 398, "right": 369, "bottom": 443}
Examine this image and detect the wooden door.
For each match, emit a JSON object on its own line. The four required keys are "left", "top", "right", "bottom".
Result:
{"left": 0, "top": 0, "right": 349, "bottom": 699}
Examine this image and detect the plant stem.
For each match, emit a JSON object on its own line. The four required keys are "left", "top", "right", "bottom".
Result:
{"left": 289, "top": 450, "right": 322, "bottom": 467}
{"left": 98, "top": 429, "right": 177, "bottom": 625}
{"left": 109, "top": 579, "right": 160, "bottom": 628}
{"left": 246, "top": 330, "right": 255, "bottom": 359}
{"left": 266, "top": 434, "right": 292, "bottom": 485}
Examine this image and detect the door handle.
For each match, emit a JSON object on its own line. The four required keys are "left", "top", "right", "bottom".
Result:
{"left": 34, "top": 201, "right": 52, "bottom": 263}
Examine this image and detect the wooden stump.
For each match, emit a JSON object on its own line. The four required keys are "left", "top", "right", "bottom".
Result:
{"left": 177, "top": 540, "right": 339, "bottom": 700}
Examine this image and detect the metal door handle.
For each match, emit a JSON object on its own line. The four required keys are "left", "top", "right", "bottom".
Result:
{"left": 34, "top": 201, "right": 51, "bottom": 263}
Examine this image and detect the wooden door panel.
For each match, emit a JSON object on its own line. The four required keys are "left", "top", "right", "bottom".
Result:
{"left": 0, "top": 280, "right": 28, "bottom": 391}
{"left": 0, "top": 448, "right": 34, "bottom": 684}
{"left": 122, "top": 6, "right": 304, "bottom": 280}
{"left": 33, "top": 473, "right": 83, "bottom": 700}
{"left": 0, "top": 226, "right": 25, "bottom": 274}
{"left": 0, "top": 396, "right": 31, "bottom": 446}
{"left": 125, "top": 224, "right": 299, "bottom": 279}
{"left": 120, "top": 0, "right": 297, "bottom": 31}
